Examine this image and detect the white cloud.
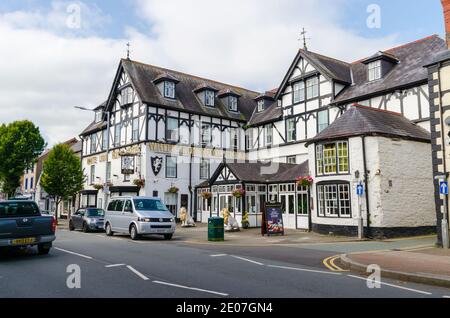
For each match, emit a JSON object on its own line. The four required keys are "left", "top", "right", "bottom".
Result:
{"left": 0, "top": 0, "right": 402, "bottom": 146}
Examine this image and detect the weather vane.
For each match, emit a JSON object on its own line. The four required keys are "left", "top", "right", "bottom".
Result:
{"left": 299, "top": 28, "right": 311, "bottom": 51}
{"left": 126, "top": 42, "right": 131, "bottom": 60}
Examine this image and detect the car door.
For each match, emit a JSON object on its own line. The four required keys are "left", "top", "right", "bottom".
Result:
{"left": 106, "top": 200, "right": 118, "bottom": 231}
{"left": 114, "top": 199, "right": 126, "bottom": 232}
{"left": 77, "top": 209, "right": 86, "bottom": 228}
{"left": 121, "top": 200, "right": 134, "bottom": 232}
{"left": 73, "top": 209, "right": 83, "bottom": 229}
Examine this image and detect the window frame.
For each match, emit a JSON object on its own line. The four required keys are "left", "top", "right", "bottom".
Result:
{"left": 286, "top": 118, "right": 296, "bottom": 142}
{"left": 165, "top": 156, "right": 177, "bottom": 178}
{"left": 102, "top": 129, "right": 108, "bottom": 150}
{"left": 368, "top": 60, "right": 382, "bottom": 81}
{"left": 205, "top": 90, "right": 215, "bottom": 107}
{"left": 317, "top": 109, "right": 329, "bottom": 133}
{"left": 166, "top": 117, "right": 179, "bottom": 143}
{"left": 90, "top": 134, "right": 96, "bottom": 154}
{"left": 266, "top": 125, "right": 273, "bottom": 147}
{"left": 293, "top": 81, "right": 305, "bottom": 103}
{"left": 201, "top": 123, "right": 211, "bottom": 147}
{"left": 163, "top": 81, "right": 176, "bottom": 99}
{"left": 257, "top": 99, "right": 264, "bottom": 112}
{"left": 114, "top": 124, "right": 121, "bottom": 147}
{"left": 200, "top": 158, "right": 210, "bottom": 180}
{"left": 229, "top": 96, "right": 238, "bottom": 112}
{"left": 316, "top": 182, "right": 351, "bottom": 218}
{"left": 132, "top": 118, "right": 139, "bottom": 142}
{"left": 315, "top": 140, "right": 349, "bottom": 176}
{"left": 90, "top": 165, "right": 96, "bottom": 185}
{"left": 306, "top": 76, "right": 319, "bottom": 99}
{"left": 287, "top": 156, "right": 296, "bottom": 164}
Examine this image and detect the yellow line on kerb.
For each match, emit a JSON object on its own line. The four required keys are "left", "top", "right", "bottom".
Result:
{"left": 323, "top": 255, "right": 349, "bottom": 272}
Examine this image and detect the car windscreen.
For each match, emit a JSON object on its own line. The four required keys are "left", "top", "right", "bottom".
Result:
{"left": 86, "top": 209, "right": 105, "bottom": 217}
{"left": 0, "top": 202, "right": 40, "bottom": 218}
{"left": 133, "top": 199, "right": 169, "bottom": 212}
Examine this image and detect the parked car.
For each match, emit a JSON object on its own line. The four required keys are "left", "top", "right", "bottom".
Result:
{"left": 104, "top": 196, "right": 176, "bottom": 240}
{"left": 0, "top": 200, "right": 56, "bottom": 255}
{"left": 69, "top": 208, "right": 105, "bottom": 232}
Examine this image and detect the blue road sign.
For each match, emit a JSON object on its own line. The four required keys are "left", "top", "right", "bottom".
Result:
{"left": 356, "top": 183, "right": 364, "bottom": 197}
{"left": 440, "top": 181, "right": 449, "bottom": 195}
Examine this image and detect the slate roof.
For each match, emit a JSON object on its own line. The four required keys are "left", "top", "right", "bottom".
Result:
{"left": 334, "top": 35, "right": 446, "bottom": 103}
{"left": 250, "top": 35, "right": 447, "bottom": 126}
{"left": 120, "top": 59, "right": 259, "bottom": 121}
{"left": 306, "top": 104, "right": 431, "bottom": 146}
{"left": 80, "top": 119, "right": 107, "bottom": 137}
{"left": 209, "top": 161, "right": 310, "bottom": 185}
{"left": 301, "top": 49, "right": 353, "bottom": 84}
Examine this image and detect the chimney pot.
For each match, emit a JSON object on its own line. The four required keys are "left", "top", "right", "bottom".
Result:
{"left": 442, "top": 0, "right": 450, "bottom": 48}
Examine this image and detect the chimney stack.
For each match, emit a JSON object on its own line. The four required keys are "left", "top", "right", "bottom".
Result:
{"left": 442, "top": 0, "right": 450, "bottom": 49}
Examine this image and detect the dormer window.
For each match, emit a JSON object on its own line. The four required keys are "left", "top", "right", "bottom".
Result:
{"left": 229, "top": 96, "right": 238, "bottom": 112}
{"left": 368, "top": 60, "right": 382, "bottom": 81}
{"left": 257, "top": 100, "right": 264, "bottom": 112}
{"left": 95, "top": 110, "right": 103, "bottom": 123}
{"left": 164, "top": 81, "right": 175, "bottom": 99}
{"left": 205, "top": 90, "right": 215, "bottom": 107}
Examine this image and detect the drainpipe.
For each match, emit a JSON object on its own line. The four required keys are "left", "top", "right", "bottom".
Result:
{"left": 361, "top": 136, "right": 371, "bottom": 237}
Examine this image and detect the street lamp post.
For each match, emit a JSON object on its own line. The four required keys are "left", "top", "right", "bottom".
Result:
{"left": 75, "top": 106, "right": 111, "bottom": 210}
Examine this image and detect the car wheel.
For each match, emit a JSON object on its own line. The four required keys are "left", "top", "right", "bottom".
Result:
{"left": 69, "top": 221, "right": 75, "bottom": 231}
{"left": 105, "top": 223, "right": 114, "bottom": 236}
{"left": 130, "top": 224, "right": 140, "bottom": 241}
{"left": 37, "top": 244, "right": 51, "bottom": 255}
{"left": 82, "top": 222, "right": 89, "bottom": 233}
{"left": 164, "top": 234, "right": 173, "bottom": 240}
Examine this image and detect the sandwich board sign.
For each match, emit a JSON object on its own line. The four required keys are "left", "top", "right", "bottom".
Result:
{"left": 262, "top": 202, "right": 285, "bottom": 236}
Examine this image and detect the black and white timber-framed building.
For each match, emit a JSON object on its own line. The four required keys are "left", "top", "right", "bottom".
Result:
{"left": 79, "top": 34, "right": 448, "bottom": 238}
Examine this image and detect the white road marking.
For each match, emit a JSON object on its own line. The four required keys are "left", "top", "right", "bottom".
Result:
{"left": 210, "top": 254, "right": 227, "bottom": 257}
{"left": 153, "top": 280, "right": 229, "bottom": 297}
{"left": 126, "top": 265, "right": 149, "bottom": 281}
{"left": 231, "top": 255, "right": 264, "bottom": 266}
{"left": 268, "top": 264, "right": 342, "bottom": 276}
{"left": 95, "top": 235, "right": 105, "bottom": 238}
{"left": 443, "top": 296, "right": 450, "bottom": 298}
{"left": 105, "top": 264, "right": 126, "bottom": 268}
{"left": 347, "top": 275, "right": 432, "bottom": 295}
{"left": 54, "top": 247, "right": 93, "bottom": 260}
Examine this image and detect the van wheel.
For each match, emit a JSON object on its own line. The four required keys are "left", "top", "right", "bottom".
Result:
{"left": 105, "top": 223, "right": 114, "bottom": 236}
{"left": 130, "top": 224, "right": 140, "bottom": 241}
{"left": 38, "top": 244, "right": 51, "bottom": 255}
{"left": 69, "top": 221, "right": 74, "bottom": 231}
{"left": 164, "top": 234, "right": 173, "bottom": 240}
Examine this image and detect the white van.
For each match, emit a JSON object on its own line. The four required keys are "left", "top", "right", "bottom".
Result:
{"left": 104, "top": 196, "right": 176, "bottom": 240}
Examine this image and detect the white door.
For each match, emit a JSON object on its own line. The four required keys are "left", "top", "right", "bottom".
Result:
{"left": 296, "top": 191, "right": 309, "bottom": 230}
{"left": 280, "top": 194, "right": 296, "bottom": 229}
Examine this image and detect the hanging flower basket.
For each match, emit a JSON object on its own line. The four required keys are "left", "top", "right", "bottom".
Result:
{"left": 296, "top": 176, "right": 314, "bottom": 187}
{"left": 168, "top": 186, "right": 179, "bottom": 194}
{"left": 93, "top": 184, "right": 104, "bottom": 191}
{"left": 201, "top": 192, "right": 212, "bottom": 200}
{"left": 133, "top": 178, "right": 145, "bottom": 188}
{"left": 106, "top": 181, "right": 114, "bottom": 188}
{"left": 232, "top": 188, "right": 245, "bottom": 198}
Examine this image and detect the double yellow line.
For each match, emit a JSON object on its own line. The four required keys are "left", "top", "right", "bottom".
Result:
{"left": 323, "top": 255, "right": 349, "bottom": 272}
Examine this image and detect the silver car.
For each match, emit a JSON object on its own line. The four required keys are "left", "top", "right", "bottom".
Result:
{"left": 104, "top": 196, "right": 176, "bottom": 240}
{"left": 69, "top": 208, "right": 105, "bottom": 232}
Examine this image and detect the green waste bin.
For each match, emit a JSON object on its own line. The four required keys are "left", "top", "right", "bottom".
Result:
{"left": 208, "top": 217, "right": 224, "bottom": 242}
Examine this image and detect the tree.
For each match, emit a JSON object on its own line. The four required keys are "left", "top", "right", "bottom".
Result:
{"left": 0, "top": 121, "right": 46, "bottom": 197}
{"left": 40, "top": 143, "right": 85, "bottom": 223}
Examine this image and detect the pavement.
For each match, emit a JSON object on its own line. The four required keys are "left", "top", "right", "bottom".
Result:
{"left": 1, "top": 226, "right": 450, "bottom": 298}
{"left": 341, "top": 247, "right": 450, "bottom": 289}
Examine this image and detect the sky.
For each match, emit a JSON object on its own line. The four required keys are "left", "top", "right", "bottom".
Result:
{"left": 0, "top": 0, "right": 445, "bottom": 146}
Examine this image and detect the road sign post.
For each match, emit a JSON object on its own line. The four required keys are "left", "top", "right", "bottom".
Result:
{"left": 356, "top": 183, "right": 364, "bottom": 240}
{"left": 440, "top": 181, "right": 449, "bottom": 249}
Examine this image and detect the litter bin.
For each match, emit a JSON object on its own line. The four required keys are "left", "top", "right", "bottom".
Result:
{"left": 208, "top": 217, "right": 224, "bottom": 242}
